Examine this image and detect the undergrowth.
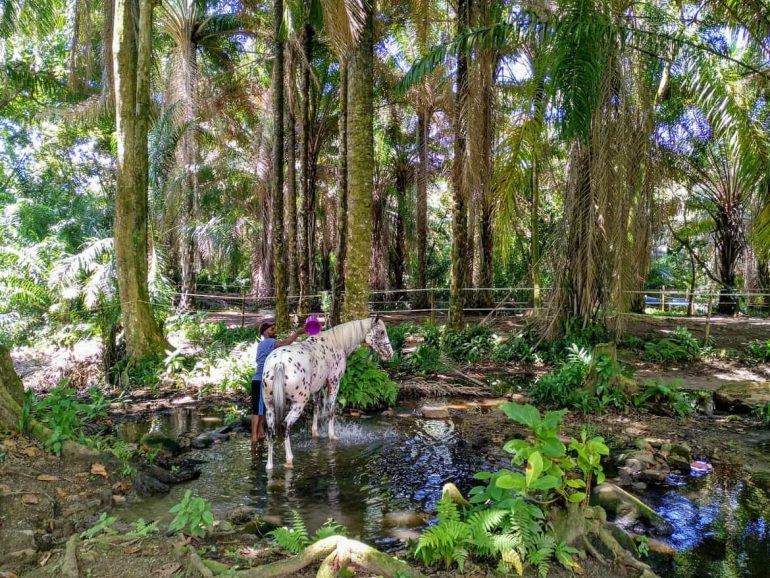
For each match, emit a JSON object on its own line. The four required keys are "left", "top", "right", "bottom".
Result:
{"left": 338, "top": 347, "right": 398, "bottom": 410}
{"left": 269, "top": 511, "right": 347, "bottom": 554}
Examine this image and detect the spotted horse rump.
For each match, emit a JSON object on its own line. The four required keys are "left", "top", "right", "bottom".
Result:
{"left": 261, "top": 316, "right": 394, "bottom": 470}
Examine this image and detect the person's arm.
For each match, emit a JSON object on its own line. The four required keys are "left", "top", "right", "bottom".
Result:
{"left": 276, "top": 326, "right": 306, "bottom": 348}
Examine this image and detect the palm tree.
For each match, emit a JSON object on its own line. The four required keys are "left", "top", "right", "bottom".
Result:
{"left": 113, "top": 0, "right": 169, "bottom": 359}
{"left": 341, "top": 0, "right": 374, "bottom": 321}
{"left": 157, "top": 0, "right": 245, "bottom": 310}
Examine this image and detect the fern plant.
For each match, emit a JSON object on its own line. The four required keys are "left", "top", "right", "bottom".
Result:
{"left": 269, "top": 511, "right": 347, "bottom": 554}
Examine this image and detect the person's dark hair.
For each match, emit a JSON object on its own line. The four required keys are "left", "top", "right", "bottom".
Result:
{"left": 259, "top": 319, "right": 275, "bottom": 336}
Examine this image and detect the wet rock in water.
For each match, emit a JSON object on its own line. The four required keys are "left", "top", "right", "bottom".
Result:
{"left": 215, "top": 425, "right": 234, "bottom": 435}
{"left": 715, "top": 381, "right": 770, "bottom": 413}
{"left": 140, "top": 433, "right": 182, "bottom": 457}
{"left": 648, "top": 538, "right": 676, "bottom": 556}
{"left": 243, "top": 516, "right": 280, "bottom": 536}
{"left": 382, "top": 511, "right": 426, "bottom": 528}
{"left": 591, "top": 483, "right": 673, "bottom": 536}
{"left": 226, "top": 505, "right": 259, "bottom": 524}
{"left": 633, "top": 451, "right": 657, "bottom": 466}
{"left": 668, "top": 453, "right": 691, "bottom": 473}
{"left": 669, "top": 442, "right": 692, "bottom": 460}
{"left": 191, "top": 431, "right": 230, "bottom": 448}
{"left": 421, "top": 405, "right": 449, "bottom": 419}
{"left": 386, "top": 527, "right": 422, "bottom": 543}
{"left": 142, "top": 463, "right": 201, "bottom": 485}
{"left": 133, "top": 472, "right": 170, "bottom": 496}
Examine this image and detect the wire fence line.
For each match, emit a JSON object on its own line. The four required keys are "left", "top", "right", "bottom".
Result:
{"left": 172, "top": 286, "right": 770, "bottom": 326}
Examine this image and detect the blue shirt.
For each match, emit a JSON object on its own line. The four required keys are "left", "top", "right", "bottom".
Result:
{"left": 254, "top": 337, "right": 277, "bottom": 382}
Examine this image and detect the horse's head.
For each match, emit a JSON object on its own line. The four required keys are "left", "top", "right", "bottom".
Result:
{"left": 365, "top": 316, "right": 394, "bottom": 360}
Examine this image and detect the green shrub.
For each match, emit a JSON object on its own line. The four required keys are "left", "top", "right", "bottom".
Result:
{"left": 420, "top": 321, "right": 441, "bottom": 348}
{"left": 338, "top": 348, "right": 397, "bottom": 410}
{"left": 81, "top": 513, "right": 117, "bottom": 539}
{"left": 387, "top": 323, "right": 415, "bottom": 354}
{"left": 643, "top": 327, "right": 706, "bottom": 362}
{"left": 753, "top": 402, "right": 770, "bottom": 427}
{"left": 168, "top": 490, "right": 214, "bottom": 538}
{"left": 491, "top": 335, "right": 537, "bottom": 363}
{"left": 633, "top": 381, "right": 694, "bottom": 417}
{"left": 441, "top": 324, "right": 495, "bottom": 362}
{"left": 530, "top": 345, "right": 591, "bottom": 408}
{"left": 401, "top": 344, "right": 443, "bottom": 376}
{"left": 743, "top": 339, "right": 770, "bottom": 363}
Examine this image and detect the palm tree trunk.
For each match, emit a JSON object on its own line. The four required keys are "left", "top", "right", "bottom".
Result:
{"left": 342, "top": 0, "right": 374, "bottom": 321}
{"left": 286, "top": 47, "right": 299, "bottom": 298}
{"left": 178, "top": 38, "right": 199, "bottom": 311}
{"left": 272, "top": 0, "right": 288, "bottom": 330}
{"left": 331, "top": 56, "right": 348, "bottom": 325}
{"left": 715, "top": 203, "right": 744, "bottom": 315}
{"left": 415, "top": 108, "right": 430, "bottom": 309}
{"left": 298, "top": 21, "right": 314, "bottom": 314}
{"left": 449, "top": 0, "right": 469, "bottom": 328}
{"left": 113, "top": 0, "right": 168, "bottom": 360}
{"left": 101, "top": 0, "right": 115, "bottom": 104}
{"left": 370, "top": 181, "right": 388, "bottom": 295}
{"left": 0, "top": 345, "right": 24, "bottom": 431}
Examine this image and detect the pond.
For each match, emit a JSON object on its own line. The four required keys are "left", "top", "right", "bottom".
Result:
{"left": 117, "top": 404, "right": 770, "bottom": 576}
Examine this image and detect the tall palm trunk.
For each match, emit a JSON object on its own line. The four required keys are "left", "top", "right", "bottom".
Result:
{"left": 285, "top": 46, "right": 299, "bottom": 298}
{"left": 113, "top": 0, "right": 168, "bottom": 360}
{"left": 342, "top": 0, "right": 374, "bottom": 321}
{"left": 101, "top": 0, "right": 115, "bottom": 104}
{"left": 272, "top": 0, "right": 288, "bottom": 330}
{"left": 298, "top": 22, "right": 314, "bottom": 314}
{"left": 715, "top": 203, "right": 744, "bottom": 315}
{"left": 449, "top": 0, "right": 469, "bottom": 328}
{"left": 331, "top": 56, "right": 348, "bottom": 325}
{"left": 177, "top": 36, "right": 199, "bottom": 310}
{"left": 530, "top": 77, "right": 546, "bottom": 309}
{"left": 415, "top": 108, "right": 430, "bottom": 309}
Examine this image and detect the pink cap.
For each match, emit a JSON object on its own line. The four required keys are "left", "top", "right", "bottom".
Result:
{"left": 304, "top": 315, "right": 322, "bottom": 335}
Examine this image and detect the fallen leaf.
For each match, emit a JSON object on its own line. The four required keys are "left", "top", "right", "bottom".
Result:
{"left": 1, "top": 438, "right": 17, "bottom": 449}
{"left": 90, "top": 463, "right": 108, "bottom": 477}
{"left": 36, "top": 474, "right": 59, "bottom": 482}
{"left": 124, "top": 546, "right": 141, "bottom": 555}
{"left": 39, "top": 551, "right": 52, "bottom": 566}
{"left": 112, "top": 481, "right": 130, "bottom": 494}
{"left": 152, "top": 562, "right": 181, "bottom": 577}
{"left": 22, "top": 447, "right": 40, "bottom": 457}
{"left": 0, "top": 484, "right": 11, "bottom": 495}
{"left": 21, "top": 494, "right": 39, "bottom": 505}
{"left": 75, "top": 472, "right": 89, "bottom": 480}
{"left": 112, "top": 495, "right": 126, "bottom": 504}
{"left": 56, "top": 488, "right": 68, "bottom": 498}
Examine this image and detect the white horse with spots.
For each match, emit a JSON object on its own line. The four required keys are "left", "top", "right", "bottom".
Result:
{"left": 261, "top": 316, "right": 394, "bottom": 470}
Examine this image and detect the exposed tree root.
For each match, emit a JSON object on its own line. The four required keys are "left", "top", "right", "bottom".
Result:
{"left": 189, "top": 548, "right": 215, "bottom": 577}
{"left": 61, "top": 534, "right": 80, "bottom": 578}
{"left": 235, "top": 535, "right": 425, "bottom": 578}
{"left": 551, "top": 503, "right": 659, "bottom": 578}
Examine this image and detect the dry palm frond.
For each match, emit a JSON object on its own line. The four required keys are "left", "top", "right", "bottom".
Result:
{"left": 320, "top": 0, "right": 366, "bottom": 56}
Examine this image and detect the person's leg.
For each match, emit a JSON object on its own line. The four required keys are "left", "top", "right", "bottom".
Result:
{"left": 256, "top": 380, "right": 266, "bottom": 439}
{"left": 251, "top": 379, "right": 265, "bottom": 443}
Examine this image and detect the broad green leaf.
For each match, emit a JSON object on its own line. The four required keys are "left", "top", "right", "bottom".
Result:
{"left": 526, "top": 451, "right": 543, "bottom": 487}
{"left": 541, "top": 437, "right": 566, "bottom": 458}
{"left": 473, "top": 471, "right": 493, "bottom": 480}
{"left": 503, "top": 439, "right": 528, "bottom": 454}
{"left": 566, "top": 478, "right": 586, "bottom": 489}
{"left": 568, "top": 492, "right": 587, "bottom": 503}
{"left": 531, "top": 475, "right": 560, "bottom": 491}
{"left": 542, "top": 409, "right": 568, "bottom": 430}
{"left": 501, "top": 403, "right": 541, "bottom": 428}
{"left": 496, "top": 473, "right": 525, "bottom": 491}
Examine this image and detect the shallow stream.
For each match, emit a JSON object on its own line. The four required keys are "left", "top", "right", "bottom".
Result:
{"left": 117, "top": 404, "right": 770, "bottom": 577}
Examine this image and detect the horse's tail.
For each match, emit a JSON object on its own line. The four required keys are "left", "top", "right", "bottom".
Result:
{"left": 272, "top": 362, "right": 286, "bottom": 431}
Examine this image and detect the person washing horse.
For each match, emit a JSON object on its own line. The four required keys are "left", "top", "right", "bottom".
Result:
{"left": 251, "top": 318, "right": 311, "bottom": 443}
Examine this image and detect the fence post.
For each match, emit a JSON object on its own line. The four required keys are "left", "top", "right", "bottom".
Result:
{"left": 705, "top": 295, "right": 713, "bottom": 343}
{"left": 660, "top": 286, "right": 665, "bottom": 312}
{"left": 430, "top": 283, "right": 435, "bottom": 324}
{"left": 240, "top": 287, "right": 246, "bottom": 328}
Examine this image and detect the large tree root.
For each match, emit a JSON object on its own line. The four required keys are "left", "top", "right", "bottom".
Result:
{"left": 235, "top": 536, "right": 425, "bottom": 578}
{"left": 552, "top": 504, "right": 659, "bottom": 578}
{"left": 61, "top": 534, "right": 80, "bottom": 578}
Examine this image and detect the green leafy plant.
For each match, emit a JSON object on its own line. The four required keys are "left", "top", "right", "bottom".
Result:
{"left": 387, "top": 323, "right": 415, "bottom": 354}
{"left": 633, "top": 380, "right": 694, "bottom": 417}
{"left": 743, "top": 339, "right": 770, "bottom": 363}
{"left": 441, "top": 324, "right": 495, "bottom": 362}
{"left": 492, "top": 335, "right": 537, "bottom": 363}
{"left": 401, "top": 344, "right": 443, "bottom": 376}
{"left": 753, "top": 402, "right": 770, "bottom": 427}
{"left": 635, "top": 535, "right": 649, "bottom": 558}
{"left": 269, "top": 511, "right": 347, "bottom": 554}
{"left": 338, "top": 348, "right": 397, "bottom": 410}
{"left": 81, "top": 512, "right": 117, "bottom": 539}
{"left": 530, "top": 346, "right": 590, "bottom": 408}
{"left": 128, "top": 518, "right": 160, "bottom": 537}
{"left": 643, "top": 327, "right": 707, "bottom": 362}
{"left": 168, "top": 490, "right": 215, "bottom": 538}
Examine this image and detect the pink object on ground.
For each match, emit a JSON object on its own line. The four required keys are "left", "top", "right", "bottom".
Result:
{"left": 304, "top": 315, "right": 322, "bottom": 335}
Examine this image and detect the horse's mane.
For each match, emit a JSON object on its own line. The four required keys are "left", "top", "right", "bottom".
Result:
{"left": 326, "top": 318, "right": 372, "bottom": 352}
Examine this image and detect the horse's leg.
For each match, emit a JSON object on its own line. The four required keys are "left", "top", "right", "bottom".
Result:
{"left": 311, "top": 391, "right": 321, "bottom": 438}
{"left": 283, "top": 402, "right": 305, "bottom": 468}
{"left": 326, "top": 377, "right": 341, "bottom": 441}
{"left": 265, "top": 405, "right": 276, "bottom": 471}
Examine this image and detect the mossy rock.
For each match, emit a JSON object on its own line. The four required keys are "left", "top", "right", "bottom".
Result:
{"left": 715, "top": 381, "right": 770, "bottom": 413}
{"left": 140, "top": 433, "right": 182, "bottom": 457}
{"left": 243, "top": 516, "right": 280, "bottom": 536}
